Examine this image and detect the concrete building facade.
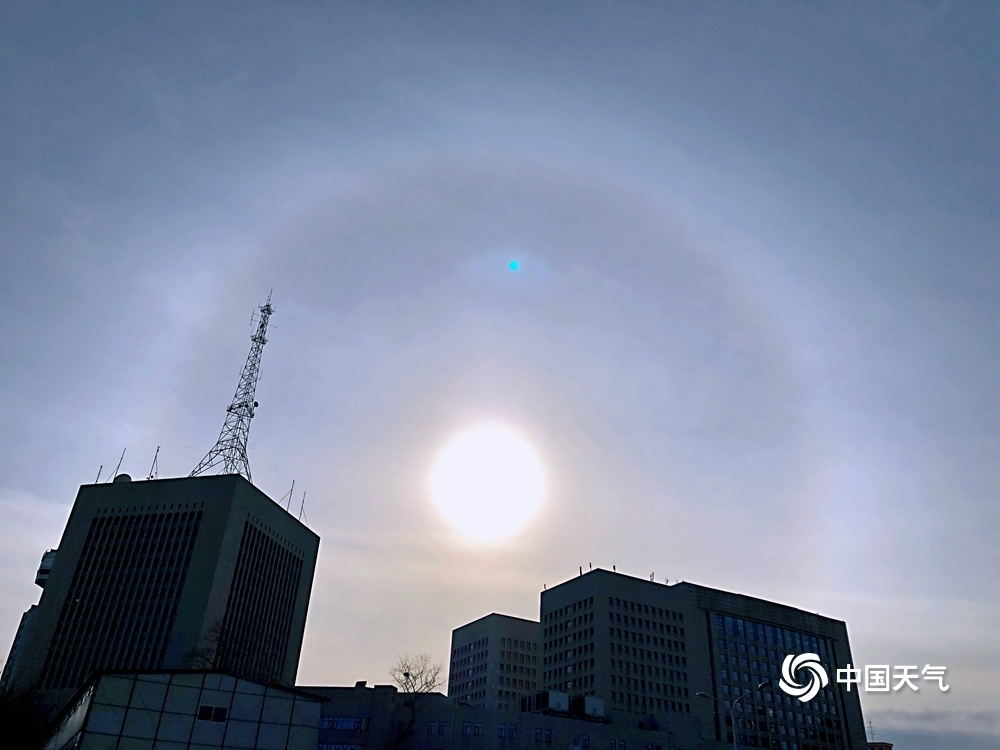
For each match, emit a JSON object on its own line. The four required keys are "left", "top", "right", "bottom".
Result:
{"left": 2, "top": 474, "right": 319, "bottom": 707}
{"left": 448, "top": 615, "right": 540, "bottom": 711}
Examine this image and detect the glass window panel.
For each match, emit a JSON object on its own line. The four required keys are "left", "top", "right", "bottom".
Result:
{"left": 256, "top": 722, "right": 289, "bottom": 750}
{"left": 191, "top": 719, "right": 227, "bottom": 746}
{"left": 261, "top": 696, "right": 293, "bottom": 724}
{"left": 94, "top": 676, "right": 135, "bottom": 707}
{"left": 164, "top": 685, "right": 200, "bottom": 715}
{"left": 123, "top": 708, "right": 160, "bottom": 739}
{"left": 230, "top": 692, "right": 264, "bottom": 722}
{"left": 79, "top": 735, "right": 120, "bottom": 750}
{"left": 235, "top": 679, "right": 266, "bottom": 695}
{"left": 171, "top": 673, "right": 205, "bottom": 688}
{"left": 87, "top": 705, "right": 126, "bottom": 736}
{"left": 288, "top": 724, "right": 319, "bottom": 750}
{"left": 130, "top": 681, "right": 167, "bottom": 711}
{"left": 201, "top": 689, "right": 233, "bottom": 710}
{"left": 222, "top": 719, "right": 258, "bottom": 748}
{"left": 157, "top": 712, "right": 195, "bottom": 742}
{"left": 218, "top": 674, "right": 236, "bottom": 692}
{"left": 203, "top": 673, "right": 223, "bottom": 690}
{"left": 117, "top": 736, "right": 154, "bottom": 750}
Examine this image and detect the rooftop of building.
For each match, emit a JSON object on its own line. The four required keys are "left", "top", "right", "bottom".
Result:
{"left": 544, "top": 567, "right": 848, "bottom": 625}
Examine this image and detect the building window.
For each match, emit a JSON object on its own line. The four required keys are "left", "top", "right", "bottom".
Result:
{"left": 322, "top": 718, "right": 370, "bottom": 731}
{"left": 535, "top": 729, "right": 543, "bottom": 742}
{"left": 197, "top": 705, "right": 228, "bottom": 723}
{"left": 428, "top": 723, "right": 435, "bottom": 735}
{"left": 499, "top": 725, "right": 506, "bottom": 738}
{"left": 463, "top": 723, "right": 471, "bottom": 735}
{"left": 475, "top": 724, "right": 483, "bottom": 736}
{"left": 545, "top": 730, "right": 552, "bottom": 743}
{"left": 439, "top": 723, "right": 447, "bottom": 734}
{"left": 509, "top": 725, "right": 517, "bottom": 739}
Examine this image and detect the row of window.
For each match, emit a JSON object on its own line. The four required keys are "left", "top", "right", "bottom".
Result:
{"left": 608, "top": 612, "right": 684, "bottom": 637}
{"left": 453, "top": 637, "right": 489, "bottom": 658}
{"left": 611, "top": 693, "right": 690, "bottom": 714}
{"left": 500, "top": 650, "right": 537, "bottom": 664}
{"left": 544, "top": 612, "right": 594, "bottom": 637}
{"left": 725, "top": 715, "right": 843, "bottom": 747}
{"left": 542, "top": 597, "right": 595, "bottom": 624}
{"left": 728, "top": 734, "right": 842, "bottom": 750}
{"left": 610, "top": 662, "right": 688, "bottom": 682}
{"left": 611, "top": 646, "right": 687, "bottom": 666}
{"left": 321, "top": 717, "right": 369, "bottom": 730}
{"left": 717, "top": 699, "right": 845, "bottom": 736}
{"left": 548, "top": 642, "right": 595, "bottom": 668}
{"left": 609, "top": 628, "right": 685, "bottom": 651}
{"left": 500, "top": 637, "right": 536, "bottom": 651}
{"left": 546, "top": 626, "right": 595, "bottom": 652}
{"left": 608, "top": 598, "right": 684, "bottom": 623}
{"left": 713, "top": 614, "right": 829, "bottom": 659}
{"left": 610, "top": 676, "right": 689, "bottom": 696}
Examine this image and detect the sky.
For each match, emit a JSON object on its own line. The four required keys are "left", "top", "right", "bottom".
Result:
{"left": 1, "top": 3, "right": 998, "bottom": 748}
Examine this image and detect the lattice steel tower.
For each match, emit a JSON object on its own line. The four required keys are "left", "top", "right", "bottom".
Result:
{"left": 191, "top": 294, "right": 274, "bottom": 483}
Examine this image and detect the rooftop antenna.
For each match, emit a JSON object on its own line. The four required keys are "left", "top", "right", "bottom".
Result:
{"left": 867, "top": 721, "right": 875, "bottom": 742}
{"left": 279, "top": 479, "right": 296, "bottom": 511}
{"left": 108, "top": 448, "right": 126, "bottom": 482}
{"left": 297, "top": 491, "right": 308, "bottom": 524}
{"left": 191, "top": 293, "right": 274, "bottom": 483}
{"left": 147, "top": 444, "right": 161, "bottom": 480}
{"left": 94, "top": 464, "right": 103, "bottom": 484}
{"left": 650, "top": 572, "right": 655, "bottom": 581}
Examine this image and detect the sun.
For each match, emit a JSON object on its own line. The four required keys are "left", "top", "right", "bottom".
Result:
{"left": 429, "top": 424, "right": 546, "bottom": 542}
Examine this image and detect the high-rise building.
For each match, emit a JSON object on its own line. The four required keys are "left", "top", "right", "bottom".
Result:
{"left": 448, "top": 614, "right": 540, "bottom": 710}
{"left": 1, "top": 473, "right": 319, "bottom": 709}
{"left": 538, "top": 568, "right": 868, "bottom": 749}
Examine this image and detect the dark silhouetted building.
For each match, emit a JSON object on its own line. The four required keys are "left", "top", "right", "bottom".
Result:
{"left": 537, "top": 568, "right": 868, "bottom": 749}
{"left": 2, "top": 474, "right": 319, "bottom": 709}
{"left": 448, "top": 614, "right": 540, "bottom": 709}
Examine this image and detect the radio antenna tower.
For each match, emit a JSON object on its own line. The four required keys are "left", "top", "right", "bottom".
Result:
{"left": 190, "top": 293, "right": 274, "bottom": 483}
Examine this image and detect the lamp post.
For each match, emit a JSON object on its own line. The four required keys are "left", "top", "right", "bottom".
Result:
{"left": 697, "top": 679, "right": 770, "bottom": 750}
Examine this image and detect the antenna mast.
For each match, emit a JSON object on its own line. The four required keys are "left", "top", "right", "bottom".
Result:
{"left": 190, "top": 293, "right": 274, "bottom": 483}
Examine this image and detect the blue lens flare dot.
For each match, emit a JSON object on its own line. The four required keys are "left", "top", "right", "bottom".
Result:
{"left": 509, "top": 260, "right": 520, "bottom": 271}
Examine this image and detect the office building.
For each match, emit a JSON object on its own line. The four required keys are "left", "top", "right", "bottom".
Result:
{"left": 448, "top": 614, "right": 540, "bottom": 710}
{"left": 538, "top": 569, "right": 868, "bottom": 749}
{"left": 2, "top": 473, "right": 319, "bottom": 709}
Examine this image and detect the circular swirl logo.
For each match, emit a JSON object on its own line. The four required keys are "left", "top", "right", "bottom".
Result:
{"left": 779, "top": 653, "right": 829, "bottom": 702}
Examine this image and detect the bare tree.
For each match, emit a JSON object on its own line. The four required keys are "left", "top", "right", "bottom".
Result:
{"left": 386, "top": 653, "right": 444, "bottom": 750}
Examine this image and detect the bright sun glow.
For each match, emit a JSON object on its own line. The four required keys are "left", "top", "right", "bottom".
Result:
{"left": 429, "top": 424, "right": 546, "bottom": 542}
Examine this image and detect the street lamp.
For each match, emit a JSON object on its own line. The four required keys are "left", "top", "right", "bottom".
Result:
{"left": 697, "top": 679, "right": 771, "bottom": 750}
